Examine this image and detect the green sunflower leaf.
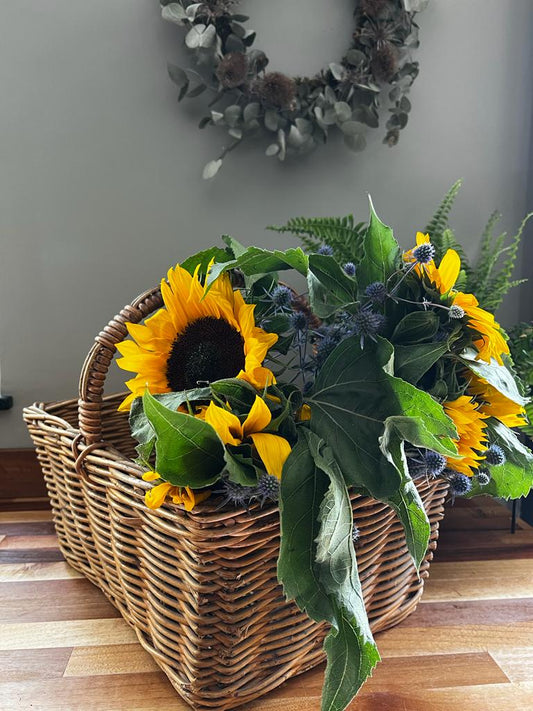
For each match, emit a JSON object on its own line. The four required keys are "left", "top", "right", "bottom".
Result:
{"left": 468, "top": 419, "right": 533, "bottom": 499}
{"left": 206, "top": 246, "right": 309, "bottom": 289}
{"left": 391, "top": 311, "right": 440, "bottom": 345}
{"left": 307, "top": 253, "right": 358, "bottom": 318}
{"left": 460, "top": 348, "right": 529, "bottom": 406}
{"left": 357, "top": 197, "right": 401, "bottom": 292}
{"left": 142, "top": 390, "right": 225, "bottom": 487}
{"left": 394, "top": 341, "right": 450, "bottom": 385}
{"left": 180, "top": 246, "right": 232, "bottom": 275}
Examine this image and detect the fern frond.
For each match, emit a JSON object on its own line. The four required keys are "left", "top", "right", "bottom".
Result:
{"left": 268, "top": 215, "right": 367, "bottom": 263}
{"left": 424, "top": 179, "right": 463, "bottom": 259}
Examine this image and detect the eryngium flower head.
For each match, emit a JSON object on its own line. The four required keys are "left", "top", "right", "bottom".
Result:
{"left": 290, "top": 311, "right": 308, "bottom": 331}
{"left": 371, "top": 43, "right": 398, "bottom": 82}
{"left": 254, "top": 473, "right": 280, "bottom": 506}
{"left": 448, "top": 472, "right": 472, "bottom": 497}
{"left": 344, "top": 262, "right": 356, "bottom": 276}
{"left": 449, "top": 304, "right": 465, "bottom": 319}
{"left": 412, "top": 241, "right": 436, "bottom": 265}
{"left": 219, "top": 479, "right": 255, "bottom": 508}
{"left": 424, "top": 450, "right": 447, "bottom": 477}
{"left": 271, "top": 285, "right": 292, "bottom": 308}
{"left": 476, "top": 469, "right": 491, "bottom": 487}
{"left": 364, "top": 281, "right": 387, "bottom": 303}
{"left": 256, "top": 72, "right": 296, "bottom": 109}
{"left": 485, "top": 444, "right": 506, "bottom": 466}
{"left": 316, "top": 329, "right": 342, "bottom": 367}
{"left": 216, "top": 52, "right": 248, "bottom": 89}
{"left": 318, "top": 244, "right": 334, "bottom": 256}
{"left": 353, "top": 309, "right": 386, "bottom": 342}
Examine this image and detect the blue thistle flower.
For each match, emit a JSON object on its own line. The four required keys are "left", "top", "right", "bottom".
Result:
{"left": 254, "top": 473, "right": 280, "bottom": 506}
{"left": 448, "top": 472, "right": 472, "bottom": 497}
{"left": 303, "top": 379, "right": 314, "bottom": 395}
{"left": 271, "top": 285, "right": 292, "bottom": 308}
{"left": 343, "top": 262, "right": 356, "bottom": 277}
{"left": 218, "top": 479, "right": 255, "bottom": 509}
{"left": 316, "top": 333, "right": 340, "bottom": 366}
{"left": 485, "top": 444, "right": 506, "bottom": 466}
{"left": 364, "top": 281, "right": 387, "bottom": 303}
{"left": 353, "top": 309, "right": 386, "bottom": 346}
{"left": 424, "top": 451, "right": 447, "bottom": 477}
{"left": 317, "top": 245, "right": 334, "bottom": 256}
{"left": 476, "top": 469, "right": 491, "bottom": 487}
{"left": 412, "top": 242, "right": 435, "bottom": 264}
{"left": 448, "top": 304, "right": 465, "bottom": 319}
{"left": 290, "top": 311, "right": 308, "bottom": 331}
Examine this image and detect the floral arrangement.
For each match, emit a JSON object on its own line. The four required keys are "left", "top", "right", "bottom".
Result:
{"left": 117, "top": 200, "right": 533, "bottom": 711}
{"left": 160, "top": 0, "right": 427, "bottom": 178}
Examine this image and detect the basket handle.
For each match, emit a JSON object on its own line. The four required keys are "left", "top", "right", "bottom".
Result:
{"left": 78, "top": 286, "right": 163, "bottom": 444}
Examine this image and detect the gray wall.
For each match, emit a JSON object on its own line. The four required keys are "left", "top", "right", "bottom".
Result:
{"left": 1, "top": 0, "right": 532, "bottom": 448}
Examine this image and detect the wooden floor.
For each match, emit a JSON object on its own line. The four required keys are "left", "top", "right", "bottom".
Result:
{"left": 0, "top": 498, "right": 532, "bottom": 711}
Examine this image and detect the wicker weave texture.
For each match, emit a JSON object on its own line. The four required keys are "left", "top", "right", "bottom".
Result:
{"left": 23, "top": 287, "right": 449, "bottom": 709}
{"left": 24, "top": 396, "right": 447, "bottom": 710}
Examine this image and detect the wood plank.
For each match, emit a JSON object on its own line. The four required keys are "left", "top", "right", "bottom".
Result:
{"left": 0, "top": 648, "right": 73, "bottom": 682}
{"left": 376, "top": 624, "right": 533, "bottom": 657}
{"left": 0, "top": 562, "right": 83, "bottom": 582}
{"left": 0, "top": 521, "right": 56, "bottom": 537}
{"left": 434, "top": 529, "right": 533, "bottom": 561}
{"left": 65, "top": 643, "right": 159, "bottom": 677}
{"left": 423, "top": 559, "right": 533, "bottom": 601}
{"left": 491, "top": 650, "right": 533, "bottom": 684}
{"left": 405, "top": 598, "right": 533, "bottom": 627}
{"left": 0, "top": 548, "right": 65, "bottom": 563}
{"left": 0, "top": 579, "right": 120, "bottom": 622}
{"left": 0, "top": 510, "right": 53, "bottom": 523}
{"left": 0, "top": 618, "right": 137, "bottom": 650}
{"left": 0, "top": 534, "right": 59, "bottom": 549}
{"left": 0, "top": 449, "right": 47, "bottom": 500}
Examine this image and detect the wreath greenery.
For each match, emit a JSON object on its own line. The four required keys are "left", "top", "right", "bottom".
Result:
{"left": 161, "top": 0, "right": 429, "bottom": 178}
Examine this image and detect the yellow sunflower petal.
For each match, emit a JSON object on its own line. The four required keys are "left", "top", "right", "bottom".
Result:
{"left": 238, "top": 366, "right": 276, "bottom": 390}
{"left": 249, "top": 432, "right": 291, "bottom": 480}
{"left": 416, "top": 232, "right": 430, "bottom": 245}
{"left": 176, "top": 487, "right": 211, "bottom": 511}
{"left": 204, "top": 402, "right": 242, "bottom": 445}
{"left": 242, "top": 395, "right": 272, "bottom": 437}
{"left": 142, "top": 471, "right": 160, "bottom": 482}
{"left": 436, "top": 249, "right": 460, "bottom": 294}
{"left": 145, "top": 482, "right": 173, "bottom": 509}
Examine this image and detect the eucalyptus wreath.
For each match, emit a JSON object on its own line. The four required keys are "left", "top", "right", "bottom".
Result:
{"left": 161, "top": 0, "right": 429, "bottom": 178}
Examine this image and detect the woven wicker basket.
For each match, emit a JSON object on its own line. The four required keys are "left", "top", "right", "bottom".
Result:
{"left": 24, "top": 286, "right": 449, "bottom": 711}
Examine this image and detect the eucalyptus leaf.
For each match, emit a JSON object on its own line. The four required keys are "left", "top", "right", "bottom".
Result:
{"left": 161, "top": 3, "right": 187, "bottom": 25}
{"left": 143, "top": 390, "right": 224, "bottom": 486}
{"left": 203, "top": 159, "right": 223, "bottom": 180}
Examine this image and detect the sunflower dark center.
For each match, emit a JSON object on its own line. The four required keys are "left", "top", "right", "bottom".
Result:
{"left": 166, "top": 317, "right": 245, "bottom": 391}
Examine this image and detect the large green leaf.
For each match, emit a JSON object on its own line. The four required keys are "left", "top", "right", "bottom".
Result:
{"left": 394, "top": 342, "right": 449, "bottom": 384}
{"left": 307, "top": 254, "right": 358, "bottom": 318}
{"left": 309, "top": 337, "right": 458, "bottom": 500}
{"left": 391, "top": 311, "right": 440, "bottom": 345}
{"left": 180, "top": 246, "right": 231, "bottom": 275}
{"left": 357, "top": 197, "right": 401, "bottom": 291}
{"left": 278, "top": 432, "right": 334, "bottom": 623}
{"left": 468, "top": 420, "right": 533, "bottom": 499}
{"left": 206, "top": 246, "right": 309, "bottom": 288}
{"left": 142, "top": 390, "right": 225, "bottom": 486}
{"left": 460, "top": 348, "right": 529, "bottom": 406}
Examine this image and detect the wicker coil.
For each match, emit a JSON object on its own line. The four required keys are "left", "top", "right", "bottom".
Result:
{"left": 23, "top": 286, "right": 449, "bottom": 710}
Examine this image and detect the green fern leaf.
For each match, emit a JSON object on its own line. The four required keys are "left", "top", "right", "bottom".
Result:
{"left": 424, "top": 179, "right": 463, "bottom": 259}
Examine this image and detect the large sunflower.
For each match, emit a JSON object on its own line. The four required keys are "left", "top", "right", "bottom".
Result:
{"left": 116, "top": 263, "right": 278, "bottom": 411}
{"left": 466, "top": 373, "right": 527, "bottom": 428}
{"left": 443, "top": 396, "right": 488, "bottom": 475}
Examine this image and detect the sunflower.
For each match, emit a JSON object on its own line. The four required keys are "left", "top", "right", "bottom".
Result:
{"left": 466, "top": 373, "right": 527, "bottom": 428}
{"left": 116, "top": 263, "right": 278, "bottom": 411}
{"left": 404, "top": 233, "right": 461, "bottom": 295}
{"left": 451, "top": 292, "right": 509, "bottom": 365}
{"left": 443, "top": 396, "right": 489, "bottom": 475}
{"left": 142, "top": 471, "right": 211, "bottom": 511}
{"left": 204, "top": 395, "right": 291, "bottom": 479}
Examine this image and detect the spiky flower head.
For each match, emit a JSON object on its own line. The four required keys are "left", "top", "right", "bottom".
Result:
{"left": 219, "top": 479, "right": 255, "bottom": 508}
{"left": 271, "top": 285, "right": 292, "bottom": 308}
{"left": 424, "top": 451, "right": 447, "bottom": 477}
{"left": 448, "top": 472, "right": 472, "bottom": 497}
{"left": 365, "top": 281, "right": 387, "bottom": 304}
{"left": 256, "top": 72, "right": 296, "bottom": 109}
{"left": 485, "top": 444, "right": 506, "bottom": 466}
{"left": 412, "top": 242, "right": 436, "bottom": 265}
{"left": 290, "top": 310, "right": 308, "bottom": 331}
{"left": 449, "top": 304, "right": 465, "bottom": 319}
{"left": 216, "top": 52, "right": 248, "bottom": 89}
{"left": 476, "top": 469, "right": 491, "bottom": 487}
{"left": 316, "top": 329, "right": 342, "bottom": 367}
{"left": 344, "top": 262, "right": 356, "bottom": 276}
{"left": 371, "top": 43, "right": 398, "bottom": 82}
{"left": 353, "top": 309, "right": 386, "bottom": 343}
{"left": 318, "top": 244, "right": 334, "bottom": 256}
{"left": 254, "top": 473, "right": 280, "bottom": 506}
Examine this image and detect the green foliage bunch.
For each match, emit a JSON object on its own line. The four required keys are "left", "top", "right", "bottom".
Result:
{"left": 122, "top": 199, "right": 532, "bottom": 711}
